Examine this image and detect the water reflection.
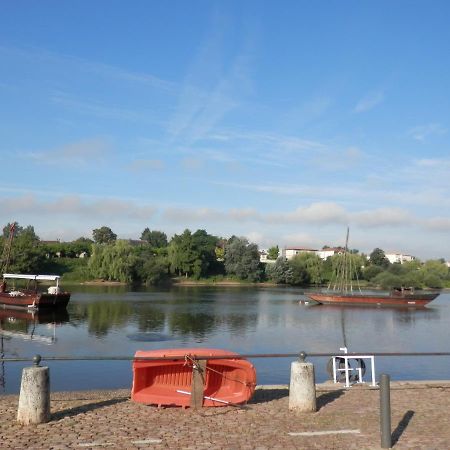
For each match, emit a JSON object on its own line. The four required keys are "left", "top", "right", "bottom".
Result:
{"left": 1, "top": 287, "right": 449, "bottom": 393}
{"left": 0, "top": 307, "right": 69, "bottom": 392}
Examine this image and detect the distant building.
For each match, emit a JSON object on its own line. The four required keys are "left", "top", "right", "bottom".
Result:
{"left": 259, "top": 250, "right": 276, "bottom": 263}
{"left": 284, "top": 247, "right": 317, "bottom": 260}
{"left": 385, "top": 252, "right": 416, "bottom": 264}
{"left": 316, "top": 247, "right": 344, "bottom": 260}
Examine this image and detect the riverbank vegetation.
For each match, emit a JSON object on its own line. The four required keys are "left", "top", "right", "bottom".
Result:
{"left": 1, "top": 222, "right": 449, "bottom": 289}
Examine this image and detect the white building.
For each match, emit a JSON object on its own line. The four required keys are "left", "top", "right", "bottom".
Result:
{"left": 385, "top": 252, "right": 416, "bottom": 264}
{"left": 283, "top": 247, "right": 318, "bottom": 260}
{"left": 259, "top": 249, "right": 277, "bottom": 263}
{"left": 316, "top": 247, "right": 344, "bottom": 260}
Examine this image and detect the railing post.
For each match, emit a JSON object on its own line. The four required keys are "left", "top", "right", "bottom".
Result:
{"left": 289, "top": 352, "right": 317, "bottom": 412}
{"left": 380, "top": 373, "right": 392, "bottom": 449}
{"left": 17, "top": 354, "right": 50, "bottom": 425}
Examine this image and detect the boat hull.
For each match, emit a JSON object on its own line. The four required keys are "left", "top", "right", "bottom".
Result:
{"left": 0, "top": 291, "right": 71, "bottom": 309}
{"left": 132, "top": 348, "right": 256, "bottom": 407}
{"left": 306, "top": 292, "right": 439, "bottom": 307}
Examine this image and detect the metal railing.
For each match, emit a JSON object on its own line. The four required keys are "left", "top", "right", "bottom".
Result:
{"left": 2, "top": 350, "right": 450, "bottom": 363}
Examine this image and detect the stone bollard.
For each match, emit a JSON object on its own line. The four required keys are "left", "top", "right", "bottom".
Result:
{"left": 289, "top": 352, "right": 317, "bottom": 412}
{"left": 17, "top": 355, "right": 50, "bottom": 425}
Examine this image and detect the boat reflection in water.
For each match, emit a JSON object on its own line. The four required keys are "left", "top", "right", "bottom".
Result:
{"left": 0, "top": 307, "right": 69, "bottom": 344}
{"left": 0, "top": 307, "right": 69, "bottom": 392}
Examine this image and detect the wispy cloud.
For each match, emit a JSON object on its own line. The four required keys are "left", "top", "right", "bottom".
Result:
{"left": 0, "top": 194, "right": 157, "bottom": 220}
{"left": 127, "top": 159, "right": 165, "bottom": 172}
{"left": 50, "top": 91, "right": 162, "bottom": 124}
{"left": 408, "top": 123, "right": 447, "bottom": 141}
{"left": 163, "top": 202, "right": 419, "bottom": 229}
{"left": 354, "top": 90, "right": 385, "bottom": 113}
{"left": 23, "top": 138, "right": 111, "bottom": 167}
{"left": 0, "top": 44, "right": 176, "bottom": 93}
{"left": 353, "top": 207, "right": 413, "bottom": 228}
{"left": 166, "top": 13, "right": 255, "bottom": 145}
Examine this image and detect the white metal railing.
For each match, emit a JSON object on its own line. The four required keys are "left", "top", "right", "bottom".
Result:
{"left": 332, "top": 347, "right": 376, "bottom": 388}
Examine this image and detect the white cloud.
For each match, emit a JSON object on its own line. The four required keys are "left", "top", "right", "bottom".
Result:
{"left": 353, "top": 207, "right": 412, "bottom": 228}
{"left": 278, "top": 203, "right": 348, "bottom": 224}
{"left": 0, "top": 44, "right": 175, "bottom": 93}
{"left": 0, "top": 194, "right": 157, "bottom": 221}
{"left": 354, "top": 90, "right": 385, "bottom": 113}
{"left": 127, "top": 159, "right": 165, "bottom": 172}
{"left": 408, "top": 123, "right": 447, "bottom": 141}
{"left": 24, "top": 138, "right": 111, "bottom": 167}
{"left": 50, "top": 91, "right": 161, "bottom": 124}
{"left": 166, "top": 14, "right": 255, "bottom": 146}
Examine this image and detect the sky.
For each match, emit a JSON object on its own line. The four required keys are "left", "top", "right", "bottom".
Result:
{"left": 1, "top": 1, "right": 450, "bottom": 259}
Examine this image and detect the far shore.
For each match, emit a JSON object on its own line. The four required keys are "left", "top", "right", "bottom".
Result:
{"left": 76, "top": 279, "right": 449, "bottom": 290}
{"left": 79, "top": 279, "right": 279, "bottom": 287}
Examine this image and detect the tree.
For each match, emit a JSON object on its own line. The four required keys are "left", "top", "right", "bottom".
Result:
{"left": 266, "top": 258, "right": 293, "bottom": 284}
{"left": 369, "top": 248, "right": 390, "bottom": 268}
{"left": 0, "top": 222, "right": 44, "bottom": 273}
{"left": 140, "top": 228, "right": 168, "bottom": 248}
{"left": 267, "top": 246, "right": 280, "bottom": 260}
{"left": 288, "top": 253, "right": 323, "bottom": 286}
{"left": 92, "top": 226, "right": 117, "bottom": 244}
{"left": 363, "top": 265, "right": 384, "bottom": 281}
{"left": 224, "top": 236, "right": 262, "bottom": 282}
{"left": 70, "top": 237, "right": 94, "bottom": 254}
{"left": 88, "top": 241, "right": 139, "bottom": 282}
{"left": 372, "top": 272, "right": 403, "bottom": 289}
{"left": 168, "top": 229, "right": 218, "bottom": 279}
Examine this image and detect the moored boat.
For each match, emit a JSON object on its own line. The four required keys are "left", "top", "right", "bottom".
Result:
{"left": 131, "top": 348, "right": 256, "bottom": 407}
{"left": 307, "top": 289, "right": 439, "bottom": 307}
{"left": 305, "top": 228, "right": 440, "bottom": 307}
{"left": 0, "top": 274, "right": 71, "bottom": 310}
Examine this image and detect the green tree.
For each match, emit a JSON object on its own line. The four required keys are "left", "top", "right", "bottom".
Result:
{"left": 140, "top": 228, "right": 168, "bottom": 248}
{"left": 92, "top": 226, "right": 117, "bottom": 244}
{"left": 266, "top": 258, "right": 293, "bottom": 284}
{"left": 288, "top": 253, "right": 323, "bottom": 286}
{"left": 224, "top": 236, "right": 261, "bottom": 281}
{"left": 267, "top": 245, "right": 280, "bottom": 260}
{"left": 69, "top": 237, "right": 94, "bottom": 256}
{"left": 0, "top": 222, "right": 44, "bottom": 273}
{"left": 363, "top": 265, "right": 384, "bottom": 281}
{"left": 88, "top": 240, "right": 139, "bottom": 282}
{"left": 168, "top": 229, "right": 218, "bottom": 279}
{"left": 372, "top": 272, "right": 402, "bottom": 289}
{"left": 369, "top": 248, "right": 390, "bottom": 268}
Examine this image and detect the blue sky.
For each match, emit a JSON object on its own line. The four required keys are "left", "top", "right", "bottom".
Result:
{"left": 1, "top": 1, "right": 450, "bottom": 259}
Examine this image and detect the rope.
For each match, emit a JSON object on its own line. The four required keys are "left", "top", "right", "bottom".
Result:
{"left": 183, "top": 354, "right": 256, "bottom": 389}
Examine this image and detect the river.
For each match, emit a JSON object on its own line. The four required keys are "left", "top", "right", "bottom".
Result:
{"left": 1, "top": 286, "right": 449, "bottom": 394}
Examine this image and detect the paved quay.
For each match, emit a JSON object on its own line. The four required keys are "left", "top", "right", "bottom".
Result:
{"left": 1, "top": 381, "right": 450, "bottom": 449}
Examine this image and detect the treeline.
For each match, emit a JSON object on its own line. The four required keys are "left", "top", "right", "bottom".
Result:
{"left": 1, "top": 223, "right": 449, "bottom": 288}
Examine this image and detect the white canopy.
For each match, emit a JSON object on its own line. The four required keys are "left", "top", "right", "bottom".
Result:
{"left": 3, "top": 273, "right": 61, "bottom": 281}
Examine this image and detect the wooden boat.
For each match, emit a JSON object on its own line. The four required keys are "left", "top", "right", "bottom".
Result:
{"left": 307, "top": 289, "right": 439, "bottom": 307}
{"left": 132, "top": 348, "right": 256, "bottom": 407}
{"left": 0, "top": 274, "right": 71, "bottom": 310}
{"left": 305, "top": 228, "right": 439, "bottom": 307}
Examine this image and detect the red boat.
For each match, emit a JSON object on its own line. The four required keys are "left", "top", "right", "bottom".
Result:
{"left": 306, "top": 289, "right": 439, "bottom": 307}
{"left": 0, "top": 274, "right": 71, "bottom": 310}
{"left": 132, "top": 348, "right": 256, "bottom": 407}
{"left": 306, "top": 228, "right": 439, "bottom": 307}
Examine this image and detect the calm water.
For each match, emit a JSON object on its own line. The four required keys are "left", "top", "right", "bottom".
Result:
{"left": 1, "top": 286, "right": 449, "bottom": 394}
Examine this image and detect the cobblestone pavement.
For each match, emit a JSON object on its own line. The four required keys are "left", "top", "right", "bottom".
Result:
{"left": 1, "top": 382, "right": 450, "bottom": 449}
